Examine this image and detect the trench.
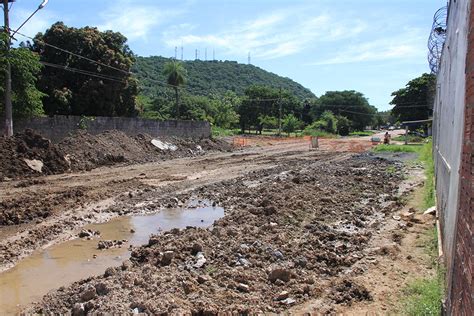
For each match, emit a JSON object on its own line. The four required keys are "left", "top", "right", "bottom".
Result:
{"left": 0, "top": 201, "right": 224, "bottom": 314}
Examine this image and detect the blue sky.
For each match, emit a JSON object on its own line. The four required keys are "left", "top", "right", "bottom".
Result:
{"left": 9, "top": 0, "right": 445, "bottom": 110}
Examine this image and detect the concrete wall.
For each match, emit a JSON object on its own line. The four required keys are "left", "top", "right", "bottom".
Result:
{"left": 4, "top": 116, "right": 211, "bottom": 142}
{"left": 433, "top": 0, "right": 473, "bottom": 313}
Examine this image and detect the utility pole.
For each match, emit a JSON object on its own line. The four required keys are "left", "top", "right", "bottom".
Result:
{"left": 180, "top": 46, "right": 183, "bottom": 61}
{"left": 278, "top": 87, "right": 282, "bottom": 136}
{"left": 3, "top": 0, "right": 12, "bottom": 137}
{"left": 205, "top": 47, "right": 207, "bottom": 61}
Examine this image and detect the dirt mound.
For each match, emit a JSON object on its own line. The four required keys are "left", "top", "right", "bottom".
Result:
{"left": 58, "top": 130, "right": 232, "bottom": 171}
{"left": 0, "top": 129, "right": 69, "bottom": 181}
{"left": 0, "top": 129, "right": 232, "bottom": 181}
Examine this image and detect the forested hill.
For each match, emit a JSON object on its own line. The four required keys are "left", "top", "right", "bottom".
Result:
{"left": 132, "top": 56, "right": 316, "bottom": 99}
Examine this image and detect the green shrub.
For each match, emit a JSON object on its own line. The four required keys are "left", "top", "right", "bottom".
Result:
{"left": 394, "top": 134, "right": 425, "bottom": 143}
{"left": 349, "top": 131, "right": 376, "bottom": 136}
{"left": 372, "top": 144, "right": 422, "bottom": 153}
{"left": 211, "top": 126, "right": 239, "bottom": 137}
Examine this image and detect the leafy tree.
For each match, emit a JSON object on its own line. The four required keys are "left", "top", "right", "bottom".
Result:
{"left": 390, "top": 73, "right": 436, "bottom": 122}
{"left": 238, "top": 85, "right": 278, "bottom": 133}
{"left": 373, "top": 112, "right": 387, "bottom": 128}
{"left": 163, "top": 60, "right": 187, "bottom": 118}
{"left": 0, "top": 33, "right": 45, "bottom": 118}
{"left": 238, "top": 85, "right": 303, "bottom": 134}
{"left": 258, "top": 115, "right": 278, "bottom": 130}
{"left": 214, "top": 91, "right": 240, "bottom": 128}
{"left": 312, "top": 90, "right": 376, "bottom": 131}
{"left": 336, "top": 115, "right": 351, "bottom": 136}
{"left": 318, "top": 111, "right": 338, "bottom": 134}
{"left": 282, "top": 114, "right": 301, "bottom": 136}
{"left": 31, "top": 22, "right": 138, "bottom": 117}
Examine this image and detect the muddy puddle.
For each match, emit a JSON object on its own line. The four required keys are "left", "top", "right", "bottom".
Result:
{"left": 0, "top": 201, "right": 224, "bottom": 314}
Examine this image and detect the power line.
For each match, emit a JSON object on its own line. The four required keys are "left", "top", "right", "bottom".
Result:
{"left": 40, "top": 61, "right": 128, "bottom": 84}
{"left": 15, "top": 31, "right": 190, "bottom": 91}
{"left": 15, "top": 30, "right": 132, "bottom": 76}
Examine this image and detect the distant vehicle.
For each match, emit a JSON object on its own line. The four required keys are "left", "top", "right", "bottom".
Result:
{"left": 388, "top": 126, "right": 395, "bottom": 130}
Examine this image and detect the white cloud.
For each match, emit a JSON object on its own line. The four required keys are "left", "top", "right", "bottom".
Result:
{"left": 162, "top": 8, "right": 366, "bottom": 60}
{"left": 309, "top": 34, "right": 425, "bottom": 66}
{"left": 98, "top": 1, "right": 183, "bottom": 41}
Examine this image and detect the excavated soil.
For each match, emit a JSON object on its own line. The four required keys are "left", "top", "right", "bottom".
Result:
{"left": 0, "top": 130, "right": 70, "bottom": 180}
{"left": 0, "top": 129, "right": 232, "bottom": 182}
{"left": 26, "top": 154, "right": 407, "bottom": 314}
{"left": 58, "top": 130, "right": 232, "bottom": 171}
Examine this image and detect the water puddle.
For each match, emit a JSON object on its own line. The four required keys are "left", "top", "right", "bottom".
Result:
{"left": 0, "top": 201, "right": 224, "bottom": 314}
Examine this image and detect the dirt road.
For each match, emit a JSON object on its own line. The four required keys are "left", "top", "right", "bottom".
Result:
{"left": 0, "top": 131, "right": 434, "bottom": 314}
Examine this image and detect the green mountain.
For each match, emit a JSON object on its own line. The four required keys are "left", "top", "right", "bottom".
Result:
{"left": 132, "top": 56, "right": 316, "bottom": 100}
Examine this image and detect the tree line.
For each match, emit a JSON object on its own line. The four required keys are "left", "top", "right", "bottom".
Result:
{"left": 0, "top": 21, "right": 436, "bottom": 136}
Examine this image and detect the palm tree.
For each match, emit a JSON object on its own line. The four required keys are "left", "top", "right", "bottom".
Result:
{"left": 163, "top": 60, "right": 187, "bottom": 119}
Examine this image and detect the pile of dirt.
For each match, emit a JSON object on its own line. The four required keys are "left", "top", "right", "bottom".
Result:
{"left": 27, "top": 155, "right": 405, "bottom": 314}
{"left": 58, "top": 130, "right": 232, "bottom": 171}
{"left": 0, "top": 129, "right": 69, "bottom": 181}
{"left": 0, "top": 129, "right": 232, "bottom": 181}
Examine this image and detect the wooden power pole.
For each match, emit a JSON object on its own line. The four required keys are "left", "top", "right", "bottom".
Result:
{"left": 3, "top": 0, "right": 12, "bottom": 137}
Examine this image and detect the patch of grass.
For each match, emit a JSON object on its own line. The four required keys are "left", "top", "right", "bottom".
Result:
{"left": 393, "top": 134, "right": 425, "bottom": 143}
{"left": 211, "top": 127, "right": 239, "bottom": 137}
{"left": 349, "top": 131, "right": 376, "bottom": 136}
{"left": 374, "top": 141, "right": 434, "bottom": 209}
{"left": 302, "top": 129, "right": 338, "bottom": 138}
{"left": 401, "top": 227, "right": 444, "bottom": 316}
{"left": 418, "top": 140, "right": 435, "bottom": 209}
{"left": 372, "top": 144, "right": 423, "bottom": 153}
{"left": 402, "top": 276, "right": 443, "bottom": 315}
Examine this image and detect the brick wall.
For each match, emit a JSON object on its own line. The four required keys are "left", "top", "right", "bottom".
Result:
{"left": 449, "top": 0, "right": 474, "bottom": 313}
{"left": 1, "top": 116, "right": 211, "bottom": 142}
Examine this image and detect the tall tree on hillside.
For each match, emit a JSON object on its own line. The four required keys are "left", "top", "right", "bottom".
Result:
{"left": 163, "top": 60, "right": 187, "bottom": 119}
{"left": 390, "top": 73, "right": 436, "bottom": 122}
{"left": 31, "top": 22, "right": 138, "bottom": 117}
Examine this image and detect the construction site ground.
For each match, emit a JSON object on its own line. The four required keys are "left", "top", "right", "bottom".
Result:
{"left": 0, "top": 130, "right": 436, "bottom": 314}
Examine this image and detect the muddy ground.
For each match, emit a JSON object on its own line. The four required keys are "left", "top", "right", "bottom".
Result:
{"left": 0, "top": 131, "right": 435, "bottom": 314}
{"left": 24, "top": 152, "right": 421, "bottom": 314}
